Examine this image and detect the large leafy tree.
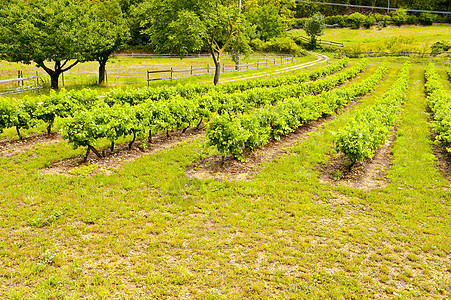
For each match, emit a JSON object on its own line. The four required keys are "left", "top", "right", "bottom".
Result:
{"left": 84, "top": 0, "right": 129, "bottom": 85}
{"left": 144, "top": 0, "right": 248, "bottom": 85}
{"left": 245, "top": 4, "right": 285, "bottom": 41}
{"left": 0, "top": 0, "right": 92, "bottom": 89}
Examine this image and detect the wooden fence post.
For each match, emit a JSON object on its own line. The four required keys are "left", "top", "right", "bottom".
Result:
{"left": 190, "top": 65, "right": 193, "bottom": 76}
{"left": 170, "top": 67, "right": 173, "bottom": 80}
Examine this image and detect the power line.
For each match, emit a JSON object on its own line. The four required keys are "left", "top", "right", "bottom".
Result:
{"left": 294, "top": 0, "right": 451, "bottom": 15}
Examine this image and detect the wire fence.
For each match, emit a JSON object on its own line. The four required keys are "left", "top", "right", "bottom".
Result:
{"left": 147, "top": 56, "right": 294, "bottom": 83}
{"left": 296, "top": 36, "right": 344, "bottom": 47}
{"left": 0, "top": 71, "right": 42, "bottom": 95}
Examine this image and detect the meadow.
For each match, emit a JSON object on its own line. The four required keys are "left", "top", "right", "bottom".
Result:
{"left": 0, "top": 26, "right": 450, "bottom": 299}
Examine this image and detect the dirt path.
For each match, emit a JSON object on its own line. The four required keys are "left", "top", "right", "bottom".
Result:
{"left": 220, "top": 52, "right": 330, "bottom": 84}
{"left": 0, "top": 132, "right": 62, "bottom": 157}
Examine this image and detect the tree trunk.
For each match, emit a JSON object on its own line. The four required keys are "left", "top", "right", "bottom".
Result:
{"left": 213, "top": 58, "right": 221, "bottom": 86}
{"left": 50, "top": 73, "right": 60, "bottom": 90}
{"left": 99, "top": 61, "right": 106, "bottom": 85}
{"left": 129, "top": 130, "right": 136, "bottom": 149}
{"left": 16, "top": 126, "right": 22, "bottom": 140}
{"left": 88, "top": 145, "right": 103, "bottom": 160}
{"left": 38, "top": 60, "right": 78, "bottom": 90}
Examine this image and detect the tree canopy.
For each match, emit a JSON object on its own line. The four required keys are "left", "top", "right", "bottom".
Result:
{"left": 304, "top": 13, "right": 326, "bottom": 49}
{"left": 142, "top": 0, "right": 249, "bottom": 85}
{"left": 84, "top": 0, "right": 129, "bottom": 84}
{"left": 0, "top": 0, "right": 92, "bottom": 89}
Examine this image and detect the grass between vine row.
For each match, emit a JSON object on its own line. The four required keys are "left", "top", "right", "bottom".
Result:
{"left": 0, "top": 59, "right": 450, "bottom": 299}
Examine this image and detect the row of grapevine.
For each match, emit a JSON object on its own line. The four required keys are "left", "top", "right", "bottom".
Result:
{"left": 0, "top": 89, "right": 100, "bottom": 139}
{"left": 334, "top": 62, "right": 411, "bottom": 167}
{"left": 0, "top": 58, "right": 351, "bottom": 141}
{"left": 60, "top": 60, "right": 367, "bottom": 161}
{"left": 424, "top": 63, "right": 451, "bottom": 152}
{"left": 104, "top": 57, "right": 350, "bottom": 106}
{"left": 206, "top": 62, "right": 390, "bottom": 161}
{"left": 191, "top": 59, "right": 368, "bottom": 120}
{"left": 218, "top": 57, "right": 350, "bottom": 93}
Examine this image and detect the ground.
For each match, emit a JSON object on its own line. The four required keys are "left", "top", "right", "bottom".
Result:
{"left": 0, "top": 26, "right": 450, "bottom": 299}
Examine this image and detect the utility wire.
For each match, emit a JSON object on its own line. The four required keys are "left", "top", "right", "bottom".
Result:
{"left": 294, "top": 0, "right": 451, "bottom": 15}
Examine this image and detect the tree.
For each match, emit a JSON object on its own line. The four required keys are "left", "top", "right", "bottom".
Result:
{"left": 303, "top": 13, "right": 325, "bottom": 49}
{"left": 143, "top": 0, "right": 249, "bottom": 85}
{"left": 84, "top": 0, "right": 129, "bottom": 85}
{"left": 246, "top": 4, "right": 285, "bottom": 41}
{"left": 0, "top": 0, "right": 92, "bottom": 89}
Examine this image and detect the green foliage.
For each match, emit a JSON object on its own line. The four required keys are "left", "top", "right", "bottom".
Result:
{"left": 424, "top": 63, "right": 451, "bottom": 152}
{"left": 265, "top": 37, "right": 304, "bottom": 55}
{"left": 206, "top": 59, "right": 374, "bottom": 159}
{"left": 363, "top": 15, "right": 377, "bottom": 29}
{"left": 392, "top": 10, "right": 408, "bottom": 27}
{"left": 419, "top": 13, "right": 436, "bottom": 25}
{"left": 84, "top": 0, "right": 130, "bottom": 84}
{"left": 0, "top": 0, "right": 93, "bottom": 88}
{"left": 0, "top": 98, "right": 15, "bottom": 134}
{"left": 324, "top": 15, "right": 346, "bottom": 27}
{"left": 303, "top": 13, "right": 325, "bottom": 49}
{"left": 335, "top": 63, "right": 411, "bottom": 165}
{"left": 246, "top": 4, "right": 285, "bottom": 41}
{"left": 206, "top": 115, "right": 250, "bottom": 161}
{"left": 348, "top": 12, "right": 366, "bottom": 29}
{"left": 431, "top": 41, "right": 451, "bottom": 53}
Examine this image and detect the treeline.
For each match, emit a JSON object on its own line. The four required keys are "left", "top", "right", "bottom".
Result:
{"left": 294, "top": 0, "right": 450, "bottom": 17}
{"left": 1, "top": 0, "right": 449, "bottom": 89}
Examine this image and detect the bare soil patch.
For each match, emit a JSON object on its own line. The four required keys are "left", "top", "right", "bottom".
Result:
{"left": 318, "top": 131, "right": 396, "bottom": 190}
{"left": 0, "top": 132, "right": 62, "bottom": 157}
{"left": 430, "top": 134, "right": 451, "bottom": 185}
{"left": 41, "top": 127, "right": 204, "bottom": 176}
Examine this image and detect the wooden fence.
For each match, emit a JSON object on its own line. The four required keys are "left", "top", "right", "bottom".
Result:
{"left": 0, "top": 71, "right": 42, "bottom": 95}
{"left": 296, "top": 36, "right": 344, "bottom": 48}
{"left": 147, "top": 56, "right": 294, "bottom": 83}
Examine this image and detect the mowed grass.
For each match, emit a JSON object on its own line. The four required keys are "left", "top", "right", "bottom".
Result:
{"left": 290, "top": 24, "right": 451, "bottom": 53}
{"left": 0, "top": 58, "right": 450, "bottom": 299}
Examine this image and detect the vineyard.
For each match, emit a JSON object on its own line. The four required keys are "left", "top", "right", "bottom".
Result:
{"left": 0, "top": 56, "right": 450, "bottom": 299}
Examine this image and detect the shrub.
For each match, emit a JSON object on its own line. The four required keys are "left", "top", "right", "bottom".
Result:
{"left": 419, "top": 13, "right": 435, "bottom": 25}
{"left": 325, "top": 15, "right": 346, "bottom": 27}
{"left": 392, "top": 10, "right": 408, "bottom": 26}
{"left": 266, "top": 37, "right": 305, "bottom": 55}
{"left": 348, "top": 12, "right": 366, "bottom": 29}
{"left": 431, "top": 41, "right": 451, "bottom": 53}
{"left": 363, "top": 15, "right": 377, "bottom": 28}
{"left": 406, "top": 14, "right": 418, "bottom": 24}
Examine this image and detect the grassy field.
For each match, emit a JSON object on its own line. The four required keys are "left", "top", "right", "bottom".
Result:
{"left": 290, "top": 24, "right": 451, "bottom": 53}
{"left": 0, "top": 26, "right": 450, "bottom": 299}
